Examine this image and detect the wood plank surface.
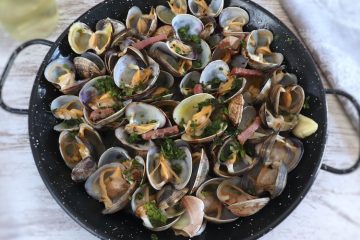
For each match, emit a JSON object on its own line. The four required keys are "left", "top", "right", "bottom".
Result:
{"left": 0, "top": 0, "right": 359, "bottom": 239}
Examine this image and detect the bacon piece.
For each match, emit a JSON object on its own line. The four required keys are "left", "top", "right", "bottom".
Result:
{"left": 141, "top": 125, "right": 179, "bottom": 140}
{"left": 231, "top": 67, "right": 264, "bottom": 78}
{"left": 237, "top": 117, "right": 261, "bottom": 144}
{"left": 89, "top": 108, "right": 115, "bottom": 122}
{"left": 193, "top": 84, "right": 203, "bottom": 94}
{"left": 132, "top": 34, "right": 167, "bottom": 50}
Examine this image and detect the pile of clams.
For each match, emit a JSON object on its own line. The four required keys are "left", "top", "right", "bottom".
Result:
{"left": 46, "top": 0, "right": 319, "bottom": 237}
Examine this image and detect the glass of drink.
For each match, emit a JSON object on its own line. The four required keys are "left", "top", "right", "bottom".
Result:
{"left": 0, "top": 0, "right": 58, "bottom": 41}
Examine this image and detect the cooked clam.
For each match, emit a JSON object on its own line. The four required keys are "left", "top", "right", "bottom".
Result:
{"left": 44, "top": 58, "right": 85, "bottom": 94}
{"left": 179, "top": 71, "right": 201, "bottom": 96}
{"left": 217, "top": 137, "right": 258, "bottom": 175}
{"left": 171, "top": 196, "right": 205, "bottom": 237}
{"left": 147, "top": 139, "right": 192, "bottom": 190}
{"left": 113, "top": 46, "right": 160, "bottom": 99}
{"left": 59, "top": 123, "right": 105, "bottom": 169}
{"left": 79, "top": 76, "right": 127, "bottom": 129}
{"left": 243, "top": 29, "right": 284, "bottom": 70}
{"left": 149, "top": 41, "right": 192, "bottom": 77}
{"left": 219, "top": 7, "right": 249, "bottom": 37}
{"left": 196, "top": 178, "right": 239, "bottom": 223}
{"left": 217, "top": 177, "right": 270, "bottom": 217}
{"left": 126, "top": 6, "right": 158, "bottom": 37}
{"left": 51, "top": 95, "right": 83, "bottom": 132}
{"left": 73, "top": 52, "right": 106, "bottom": 79}
{"left": 68, "top": 20, "right": 113, "bottom": 55}
{"left": 188, "top": 0, "right": 224, "bottom": 17}
{"left": 173, "top": 93, "right": 227, "bottom": 143}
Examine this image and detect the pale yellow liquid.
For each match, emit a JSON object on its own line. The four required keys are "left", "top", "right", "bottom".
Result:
{"left": 0, "top": 0, "right": 58, "bottom": 41}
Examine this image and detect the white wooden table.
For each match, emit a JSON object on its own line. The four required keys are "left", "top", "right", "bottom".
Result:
{"left": 0, "top": 0, "right": 359, "bottom": 239}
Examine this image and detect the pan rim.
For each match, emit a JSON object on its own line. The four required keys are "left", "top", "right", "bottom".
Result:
{"left": 28, "top": 0, "right": 328, "bottom": 239}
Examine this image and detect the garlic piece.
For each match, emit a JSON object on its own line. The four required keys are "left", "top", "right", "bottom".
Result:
{"left": 292, "top": 114, "right": 318, "bottom": 139}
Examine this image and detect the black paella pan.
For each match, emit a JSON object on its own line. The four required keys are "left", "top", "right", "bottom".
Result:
{"left": 0, "top": 0, "right": 359, "bottom": 239}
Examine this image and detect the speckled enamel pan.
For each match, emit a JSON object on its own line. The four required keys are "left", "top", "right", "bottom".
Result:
{"left": 0, "top": 0, "right": 359, "bottom": 240}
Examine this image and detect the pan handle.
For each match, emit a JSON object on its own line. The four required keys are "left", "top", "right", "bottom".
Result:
{"left": 321, "top": 88, "right": 360, "bottom": 174}
{"left": 0, "top": 39, "right": 54, "bottom": 114}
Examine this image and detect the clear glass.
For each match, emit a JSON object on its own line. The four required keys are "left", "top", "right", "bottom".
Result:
{"left": 0, "top": 0, "right": 58, "bottom": 41}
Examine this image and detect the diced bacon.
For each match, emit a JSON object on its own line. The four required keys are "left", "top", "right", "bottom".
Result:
{"left": 132, "top": 34, "right": 167, "bottom": 50}
{"left": 89, "top": 108, "right": 115, "bottom": 122}
{"left": 237, "top": 117, "right": 261, "bottom": 144}
{"left": 193, "top": 84, "right": 203, "bottom": 94}
{"left": 231, "top": 67, "right": 264, "bottom": 78}
{"left": 141, "top": 125, "right": 179, "bottom": 140}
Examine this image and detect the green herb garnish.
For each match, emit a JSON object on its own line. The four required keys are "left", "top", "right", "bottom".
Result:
{"left": 160, "top": 138, "right": 186, "bottom": 161}
{"left": 220, "top": 141, "right": 246, "bottom": 162}
{"left": 127, "top": 133, "right": 145, "bottom": 144}
{"left": 207, "top": 77, "right": 222, "bottom": 89}
{"left": 303, "top": 96, "right": 310, "bottom": 109}
{"left": 171, "top": 162, "right": 183, "bottom": 175}
{"left": 201, "top": 119, "right": 225, "bottom": 137}
{"left": 143, "top": 201, "right": 167, "bottom": 227}
{"left": 241, "top": 39, "right": 246, "bottom": 48}
{"left": 193, "top": 59, "right": 202, "bottom": 68}
{"left": 286, "top": 37, "right": 294, "bottom": 44}
{"left": 94, "top": 77, "right": 122, "bottom": 100}
{"left": 150, "top": 234, "right": 159, "bottom": 240}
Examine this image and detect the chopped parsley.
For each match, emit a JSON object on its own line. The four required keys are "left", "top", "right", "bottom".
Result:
{"left": 150, "top": 234, "right": 159, "bottom": 240}
{"left": 160, "top": 138, "right": 186, "bottom": 161}
{"left": 219, "top": 141, "right": 246, "bottom": 162}
{"left": 207, "top": 77, "right": 222, "bottom": 89}
{"left": 136, "top": 192, "right": 144, "bottom": 201}
{"left": 143, "top": 201, "right": 167, "bottom": 227}
{"left": 186, "top": 79, "right": 198, "bottom": 89}
{"left": 303, "top": 96, "right": 310, "bottom": 109}
{"left": 171, "top": 162, "right": 182, "bottom": 175}
{"left": 127, "top": 133, "right": 145, "bottom": 144}
{"left": 285, "top": 37, "right": 294, "bottom": 44}
{"left": 201, "top": 119, "right": 225, "bottom": 137}
{"left": 241, "top": 39, "right": 246, "bottom": 48}
{"left": 193, "top": 59, "right": 202, "bottom": 68}
{"left": 94, "top": 77, "right": 122, "bottom": 100}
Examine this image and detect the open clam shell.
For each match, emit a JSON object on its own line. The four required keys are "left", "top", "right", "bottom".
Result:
{"left": 219, "top": 7, "right": 249, "bottom": 37}
{"left": 79, "top": 76, "right": 127, "bottom": 129}
{"left": 113, "top": 46, "right": 160, "bottom": 99}
{"left": 192, "top": 39, "right": 211, "bottom": 70}
{"left": 173, "top": 93, "right": 227, "bottom": 143}
{"left": 126, "top": 6, "right": 157, "bottom": 37}
{"left": 44, "top": 58, "right": 86, "bottom": 94}
{"left": 188, "top": 0, "right": 224, "bottom": 17}
{"left": 156, "top": 184, "right": 188, "bottom": 210}
{"left": 187, "top": 148, "right": 210, "bottom": 194}
{"left": 216, "top": 177, "right": 270, "bottom": 217}
{"left": 196, "top": 178, "right": 239, "bottom": 223}
{"left": 172, "top": 14, "right": 204, "bottom": 41}
{"left": 171, "top": 196, "right": 205, "bottom": 237}
{"left": 199, "top": 60, "right": 230, "bottom": 92}
{"left": 131, "top": 184, "right": 182, "bottom": 231}
{"left": 143, "top": 70, "right": 175, "bottom": 102}
{"left": 73, "top": 52, "right": 106, "bottom": 80}
{"left": 85, "top": 162, "right": 137, "bottom": 214}
{"left": 243, "top": 29, "right": 284, "bottom": 70}
{"left": 269, "top": 84, "right": 305, "bottom": 115}
{"left": 51, "top": 95, "right": 84, "bottom": 132}
{"left": 68, "top": 20, "right": 113, "bottom": 55}
{"left": 149, "top": 41, "right": 192, "bottom": 77}
{"left": 156, "top": 5, "right": 176, "bottom": 25}
{"left": 217, "top": 137, "right": 258, "bottom": 175}
{"left": 146, "top": 140, "right": 192, "bottom": 190}
{"left": 179, "top": 71, "right": 201, "bottom": 96}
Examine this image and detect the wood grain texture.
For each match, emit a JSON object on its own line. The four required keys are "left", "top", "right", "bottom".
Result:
{"left": 0, "top": 0, "right": 359, "bottom": 239}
